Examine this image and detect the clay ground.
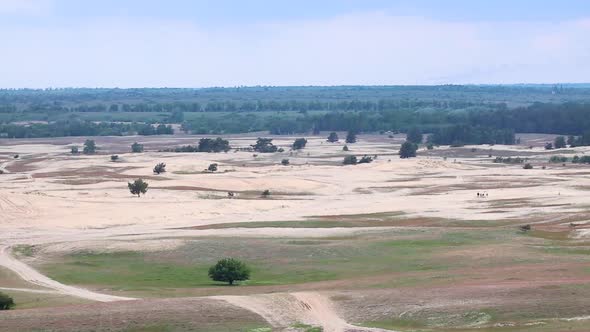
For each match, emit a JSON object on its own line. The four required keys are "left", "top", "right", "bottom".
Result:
{"left": 1, "top": 133, "right": 590, "bottom": 331}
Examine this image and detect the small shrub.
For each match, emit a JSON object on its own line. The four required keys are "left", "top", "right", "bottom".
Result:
{"left": 292, "top": 138, "right": 307, "bottom": 150}
{"left": 83, "top": 139, "right": 96, "bottom": 154}
{"left": 281, "top": 159, "right": 290, "bottom": 166}
{"left": 0, "top": 169, "right": 4, "bottom": 175}
{"left": 549, "top": 156, "right": 568, "bottom": 163}
{"left": 327, "top": 132, "right": 339, "bottom": 143}
{"left": 544, "top": 142, "right": 553, "bottom": 150}
{"left": 427, "top": 143, "right": 434, "bottom": 150}
{"left": 399, "top": 141, "right": 418, "bottom": 159}
{"left": 0, "top": 292, "right": 14, "bottom": 310}
{"left": 523, "top": 163, "right": 533, "bottom": 169}
{"left": 342, "top": 145, "right": 349, "bottom": 151}
{"left": 110, "top": 155, "right": 119, "bottom": 162}
{"left": 519, "top": 224, "right": 531, "bottom": 232}
{"left": 70, "top": 146, "right": 79, "bottom": 154}
{"left": 208, "top": 163, "right": 218, "bottom": 172}
{"left": 131, "top": 142, "right": 144, "bottom": 153}
{"left": 153, "top": 162, "right": 166, "bottom": 174}
{"left": 261, "top": 189, "right": 271, "bottom": 198}
{"left": 345, "top": 131, "right": 357, "bottom": 144}
{"left": 358, "top": 155, "right": 373, "bottom": 164}
{"left": 13, "top": 154, "right": 19, "bottom": 159}
{"left": 278, "top": 148, "right": 285, "bottom": 153}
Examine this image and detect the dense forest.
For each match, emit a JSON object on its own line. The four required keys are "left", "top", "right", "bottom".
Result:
{"left": 1, "top": 86, "right": 590, "bottom": 145}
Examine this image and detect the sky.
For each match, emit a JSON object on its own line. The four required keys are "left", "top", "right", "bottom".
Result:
{"left": 1, "top": 0, "right": 589, "bottom": 88}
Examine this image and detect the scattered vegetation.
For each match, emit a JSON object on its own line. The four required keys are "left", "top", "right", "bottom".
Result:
{"left": 131, "top": 142, "right": 144, "bottom": 153}
{"left": 252, "top": 138, "right": 278, "bottom": 153}
{"left": 207, "top": 163, "right": 218, "bottom": 172}
{"left": 0, "top": 292, "right": 14, "bottom": 310}
{"left": 83, "top": 139, "right": 96, "bottom": 154}
{"left": 292, "top": 138, "right": 307, "bottom": 150}
{"left": 327, "top": 132, "right": 339, "bottom": 143}
{"left": 343, "top": 155, "right": 358, "bottom": 165}
{"left": 493, "top": 156, "right": 526, "bottom": 164}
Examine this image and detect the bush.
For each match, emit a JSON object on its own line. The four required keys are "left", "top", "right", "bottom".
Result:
{"left": 292, "top": 138, "right": 307, "bottom": 150}
{"left": 343, "top": 155, "right": 357, "bottom": 165}
{"left": 358, "top": 155, "right": 373, "bottom": 164}
{"left": 544, "top": 142, "right": 553, "bottom": 150}
{"left": 281, "top": 159, "right": 290, "bottom": 166}
{"left": 494, "top": 156, "right": 525, "bottom": 164}
{"left": 208, "top": 163, "right": 218, "bottom": 172}
{"left": 262, "top": 189, "right": 271, "bottom": 198}
{"left": 131, "top": 142, "right": 144, "bottom": 153}
{"left": 523, "top": 163, "right": 533, "bottom": 169}
{"left": 208, "top": 258, "right": 250, "bottom": 285}
{"left": 554, "top": 136, "right": 566, "bottom": 149}
{"left": 427, "top": 143, "right": 434, "bottom": 150}
{"left": 83, "top": 139, "right": 96, "bottom": 154}
{"left": 0, "top": 169, "right": 4, "bottom": 175}
{"left": 110, "top": 155, "right": 119, "bottom": 162}
{"left": 399, "top": 141, "right": 417, "bottom": 159}
{"left": 70, "top": 146, "right": 79, "bottom": 154}
{"left": 0, "top": 292, "right": 14, "bottom": 310}
{"left": 128, "top": 179, "right": 149, "bottom": 197}
{"left": 153, "top": 162, "right": 166, "bottom": 174}
{"left": 342, "top": 145, "right": 349, "bottom": 151}
{"left": 327, "top": 132, "right": 339, "bottom": 143}
{"left": 13, "top": 154, "right": 19, "bottom": 159}
{"left": 572, "top": 155, "right": 590, "bottom": 164}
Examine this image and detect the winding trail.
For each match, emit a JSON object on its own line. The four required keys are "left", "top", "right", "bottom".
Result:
{"left": 0, "top": 245, "right": 134, "bottom": 302}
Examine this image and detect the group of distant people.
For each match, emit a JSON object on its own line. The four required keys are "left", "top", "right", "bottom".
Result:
{"left": 477, "top": 192, "right": 488, "bottom": 198}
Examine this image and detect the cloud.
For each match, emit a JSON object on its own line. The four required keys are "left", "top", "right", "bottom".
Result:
{"left": 0, "top": 12, "right": 589, "bottom": 87}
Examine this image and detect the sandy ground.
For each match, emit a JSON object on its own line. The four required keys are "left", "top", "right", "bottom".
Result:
{"left": 1, "top": 134, "right": 590, "bottom": 330}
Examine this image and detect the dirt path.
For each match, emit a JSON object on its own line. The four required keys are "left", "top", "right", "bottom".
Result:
{"left": 0, "top": 245, "right": 135, "bottom": 302}
{"left": 214, "top": 292, "right": 393, "bottom": 332}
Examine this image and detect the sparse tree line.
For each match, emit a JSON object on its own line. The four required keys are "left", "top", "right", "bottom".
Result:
{"left": 0, "top": 121, "right": 173, "bottom": 138}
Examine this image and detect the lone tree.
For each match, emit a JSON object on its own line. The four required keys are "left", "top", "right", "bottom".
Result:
{"left": 153, "top": 162, "right": 166, "bottom": 174}
{"left": 406, "top": 127, "right": 423, "bottom": 144}
{"left": 292, "top": 138, "right": 307, "bottom": 150}
{"left": 554, "top": 136, "right": 566, "bottom": 149}
{"left": 131, "top": 142, "right": 144, "bottom": 153}
{"left": 128, "top": 179, "right": 148, "bottom": 197}
{"left": 252, "top": 138, "right": 278, "bottom": 153}
{"left": 208, "top": 163, "right": 218, "bottom": 172}
{"left": 345, "top": 131, "right": 357, "bottom": 144}
{"left": 399, "top": 141, "right": 418, "bottom": 159}
{"left": 83, "top": 139, "right": 96, "bottom": 154}
{"left": 327, "top": 132, "right": 339, "bottom": 143}
{"left": 0, "top": 292, "right": 14, "bottom": 310}
{"left": 208, "top": 258, "right": 250, "bottom": 285}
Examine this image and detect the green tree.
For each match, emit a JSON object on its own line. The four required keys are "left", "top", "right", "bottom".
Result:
{"left": 110, "top": 155, "right": 119, "bottom": 162}
{"left": 208, "top": 163, "right": 218, "bottom": 172}
{"left": 544, "top": 142, "right": 553, "bottom": 150}
{"left": 128, "top": 179, "right": 148, "bottom": 197}
{"left": 345, "top": 131, "right": 357, "bottom": 144}
{"left": 70, "top": 146, "right": 79, "bottom": 154}
{"left": 0, "top": 292, "right": 14, "bottom": 310}
{"left": 406, "top": 127, "right": 423, "bottom": 144}
{"left": 327, "top": 132, "right": 339, "bottom": 143}
{"left": 292, "top": 138, "right": 307, "bottom": 150}
{"left": 252, "top": 138, "right": 278, "bottom": 153}
{"left": 83, "top": 139, "right": 96, "bottom": 154}
{"left": 208, "top": 258, "right": 251, "bottom": 285}
{"left": 131, "top": 142, "right": 144, "bottom": 153}
{"left": 554, "top": 136, "right": 566, "bottom": 149}
{"left": 281, "top": 159, "right": 290, "bottom": 166}
{"left": 153, "top": 162, "right": 166, "bottom": 174}
{"left": 399, "top": 141, "right": 417, "bottom": 159}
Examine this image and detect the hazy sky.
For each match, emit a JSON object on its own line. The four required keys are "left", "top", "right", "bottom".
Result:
{"left": 1, "top": 0, "right": 589, "bottom": 88}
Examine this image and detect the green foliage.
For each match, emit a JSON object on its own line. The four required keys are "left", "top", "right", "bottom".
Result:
{"left": 429, "top": 125, "right": 515, "bottom": 146}
{"left": 70, "top": 146, "right": 79, "bottom": 154}
{"left": 554, "top": 136, "right": 566, "bottom": 149}
{"left": 83, "top": 139, "right": 96, "bottom": 154}
{"left": 153, "top": 162, "right": 166, "bottom": 174}
{"left": 572, "top": 155, "right": 590, "bottom": 164}
{"left": 207, "top": 163, "right": 218, "bottom": 172}
{"left": 131, "top": 142, "right": 144, "bottom": 153}
{"left": 252, "top": 138, "right": 278, "bottom": 153}
{"left": 208, "top": 258, "right": 251, "bottom": 285}
{"left": 399, "top": 141, "right": 417, "bottom": 159}
{"left": 406, "top": 127, "right": 423, "bottom": 144}
{"left": 494, "top": 156, "right": 526, "bottom": 164}
{"left": 342, "top": 145, "right": 349, "bottom": 151}
{"left": 281, "top": 159, "right": 290, "bottom": 166}
{"left": 345, "top": 131, "right": 357, "bottom": 144}
{"left": 343, "top": 155, "right": 357, "bottom": 165}
{"left": 128, "top": 179, "right": 149, "bottom": 197}
{"left": 426, "top": 143, "right": 434, "bottom": 150}
{"left": 0, "top": 292, "right": 14, "bottom": 310}
{"left": 523, "top": 163, "right": 534, "bottom": 169}
{"left": 292, "top": 138, "right": 307, "bottom": 150}
{"left": 327, "top": 132, "right": 339, "bottom": 143}
{"left": 110, "top": 155, "right": 119, "bottom": 162}
{"left": 545, "top": 142, "right": 553, "bottom": 150}
{"left": 262, "top": 189, "right": 271, "bottom": 198}
{"left": 358, "top": 155, "right": 374, "bottom": 164}
{"left": 549, "top": 156, "right": 568, "bottom": 163}
{"left": 198, "top": 138, "right": 231, "bottom": 152}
